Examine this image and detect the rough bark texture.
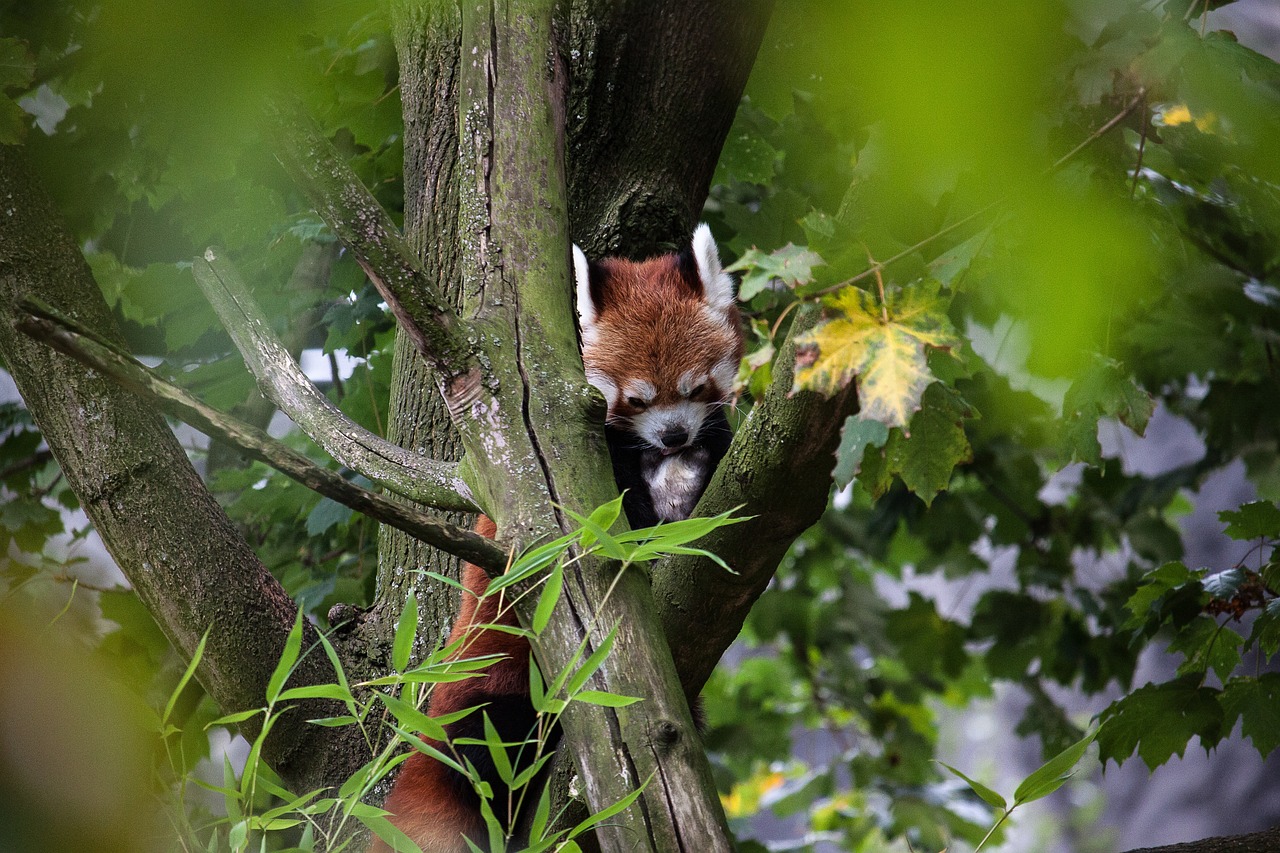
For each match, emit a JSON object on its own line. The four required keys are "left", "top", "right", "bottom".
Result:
{"left": 566, "top": 0, "right": 775, "bottom": 258}
{"left": 0, "top": 144, "right": 370, "bottom": 793}
{"left": 1122, "top": 828, "right": 1280, "bottom": 853}
{"left": 381, "top": 0, "right": 472, "bottom": 662}
{"left": 205, "top": 241, "right": 335, "bottom": 478}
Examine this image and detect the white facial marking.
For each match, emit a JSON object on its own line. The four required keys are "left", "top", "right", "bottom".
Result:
{"left": 677, "top": 370, "right": 707, "bottom": 397}
{"left": 622, "top": 380, "right": 656, "bottom": 404}
{"left": 710, "top": 355, "right": 738, "bottom": 399}
{"left": 630, "top": 400, "right": 707, "bottom": 449}
{"left": 585, "top": 368, "right": 617, "bottom": 411}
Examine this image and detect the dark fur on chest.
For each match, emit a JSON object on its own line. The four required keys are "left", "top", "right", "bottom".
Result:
{"left": 606, "top": 408, "right": 732, "bottom": 529}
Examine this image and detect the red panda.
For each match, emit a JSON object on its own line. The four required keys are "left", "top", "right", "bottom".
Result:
{"left": 574, "top": 223, "right": 744, "bottom": 527}
{"left": 371, "top": 225, "right": 743, "bottom": 852}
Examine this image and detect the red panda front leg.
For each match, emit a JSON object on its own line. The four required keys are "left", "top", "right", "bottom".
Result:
{"left": 373, "top": 516, "right": 551, "bottom": 853}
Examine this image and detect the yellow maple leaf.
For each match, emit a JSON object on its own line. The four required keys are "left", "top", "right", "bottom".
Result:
{"left": 1159, "top": 103, "right": 1217, "bottom": 133}
{"left": 793, "top": 282, "right": 958, "bottom": 429}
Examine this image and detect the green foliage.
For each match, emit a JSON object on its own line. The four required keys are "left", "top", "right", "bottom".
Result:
{"left": 704, "top": 0, "right": 1280, "bottom": 848}
{"left": 136, "top": 501, "right": 743, "bottom": 852}
{"left": 4, "top": 0, "right": 1280, "bottom": 851}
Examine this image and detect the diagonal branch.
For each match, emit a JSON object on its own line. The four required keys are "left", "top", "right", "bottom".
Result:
{"left": 15, "top": 302, "right": 506, "bottom": 576}
{"left": 191, "top": 248, "right": 476, "bottom": 512}
{"left": 263, "top": 99, "right": 485, "bottom": 413}
{"left": 654, "top": 305, "right": 859, "bottom": 697}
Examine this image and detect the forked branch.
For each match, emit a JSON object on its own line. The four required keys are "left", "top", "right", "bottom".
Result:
{"left": 192, "top": 248, "right": 476, "bottom": 512}
{"left": 264, "top": 99, "right": 485, "bottom": 413}
{"left": 15, "top": 302, "right": 505, "bottom": 575}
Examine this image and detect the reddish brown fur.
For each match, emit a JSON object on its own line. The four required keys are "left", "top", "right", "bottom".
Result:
{"left": 372, "top": 516, "right": 529, "bottom": 853}
{"left": 584, "top": 254, "right": 743, "bottom": 417}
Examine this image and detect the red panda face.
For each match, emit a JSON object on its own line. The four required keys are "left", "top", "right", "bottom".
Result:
{"left": 574, "top": 225, "right": 744, "bottom": 452}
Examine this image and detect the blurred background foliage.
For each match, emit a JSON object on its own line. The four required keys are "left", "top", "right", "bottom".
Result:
{"left": 1, "top": 0, "right": 1279, "bottom": 850}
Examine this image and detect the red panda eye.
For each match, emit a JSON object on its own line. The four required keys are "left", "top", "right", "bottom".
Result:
{"left": 627, "top": 396, "right": 648, "bottom": 410}
{"left": 688, "top": 384, "right": 706, "bottom": 398}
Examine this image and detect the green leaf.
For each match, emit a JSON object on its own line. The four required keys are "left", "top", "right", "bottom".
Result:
{"left": 529, "top": 779, "right": 553, "bottom": 841}
{"left": 378, "top": 692, "right": 448, "bottom": 743}
{"left": 1097, "top": 678, "right": 1223, "bottom": 771}
{"left": 163, "top": 627, "right": 210, "bottom": 728}
{"left": 1169, "top": 616, "right": 1242, "bottom": 682}
{"left": 937, "top": 762, "right": 1007, "bottom": 811}
{"left": 307, "top": 715, "right": 360, "bottom": 727}
{"left": 393, "top": 592, "right": 419, "bottom": 673}
{"left": 574, "top": 689, "right": 643, "bottom": 708}
{"left": 0, "top": 95, "right": 26, "bottom": 145}
{"left": 1246, "top": 599, "right": 1280, "bottom": 656}
{"left": 482, "top": 712, "right": 515, "bottom": 787}
{"left": 726, "top": 244, "right": 826, "bottom": 300}
{"left": 1060, "top": 355, "right": 1155, "bottom": 466}
{"left": 0, "top": 38, "right": 35, "bottom": 91}
{"left": 358, "top": 810, "right": 425, "bottom": 853}
{"left": 569, "top": 772, "right": 652, "bottom": 837}
{"left": 305, "top": 498, "right": 353, "bottom": 536}
{"left": 857, "top": 383, "right": 973, "bottom": 505}
{"left": 1012, "top": 728, "right": 1097, "bottom": 805}
{"left": 533, "top": 558, "right": 563, "bottom": 635}
{"left": 276, "top": 683, "right": 355, "bottom": 703}
{"left": 1123, "top": 562, "right": 1200, "bottom": 629}
{"left": 928, "top": 228, "right": 992, "bottom": 288}
{"left": 1220, "top": 674, "right": 1280, "bottom": 758}
{"left": 266, "top": 611, "right": 305, "bottom": 704}
{"left": 561, "top": 499, "right": 627, "bottom": 560}
{"left": 1219, "top": 501, "right": 1280, "bottom": 540}
{"left": 566, "top": 626, "right": 618, "bottom": 696}
{"left": 714, "top": 129, "right": 779, "bottom": 186}
{"left": 832, "top": 414, "right": 890, "bottom": 488}
{"left": 209, "top": 708, "right": 263, "bottom": 727}
{"left": 1202, "top": 568, "right": 1248, "bottom": 599}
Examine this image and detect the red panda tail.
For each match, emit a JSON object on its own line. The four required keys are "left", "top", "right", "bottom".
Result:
{"left": 371, "top": 515, "right": 534, "bottom": 853}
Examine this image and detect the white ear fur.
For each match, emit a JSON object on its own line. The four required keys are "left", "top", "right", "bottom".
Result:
{"left": 573, "top": 244, "right": 596, "bottom": 332}
{"left": 691, "top": 223, "right": 736, "bottom": 312}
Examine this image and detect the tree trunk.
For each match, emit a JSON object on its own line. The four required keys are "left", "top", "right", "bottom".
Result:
{"left": 0, "top": 144, "right": 370, "bottom": 794}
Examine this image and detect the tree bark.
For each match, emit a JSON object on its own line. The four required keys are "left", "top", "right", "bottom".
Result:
{"left": 566, "top": 0, "right": 775, "bottom": 257}
{"left": 0, "top": 144, "right": 370, "bottom": 793}
{"left": 1123, "top": 827, "right": 1280, "bottom": 853}
{"left": 382, "top": 0, "right": 471, "bottom": 663}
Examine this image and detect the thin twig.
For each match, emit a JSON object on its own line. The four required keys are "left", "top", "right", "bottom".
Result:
{"left": 192, "top": 249, "right": 475, "bottom": 511}
{"left": 1131, "top": 92, "right": 1150, "bottom": 199}
{"left": 811, "top": 90, "right": 1148, "bottom": 299}
{"left": 15, "top": 302, "right": 505, "bottom": 576}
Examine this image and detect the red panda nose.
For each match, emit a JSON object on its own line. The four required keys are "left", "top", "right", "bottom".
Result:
{"left": 659, "top": 428, "right": 689, "bottom": 449}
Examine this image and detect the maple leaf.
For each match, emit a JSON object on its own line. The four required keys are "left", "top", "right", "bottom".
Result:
{"left": 792, "top": 280, "right": 959, "bottom": 428}
{"left": 727, "top": 244, "right": 826, "bottom": 300}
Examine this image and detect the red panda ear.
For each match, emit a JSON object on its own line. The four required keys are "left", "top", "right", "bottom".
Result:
{"left": 573, "top": 244, "right": 598, "bottom": 336}
{"left": 692, "top": 223, "right": 736, "bottom": 313}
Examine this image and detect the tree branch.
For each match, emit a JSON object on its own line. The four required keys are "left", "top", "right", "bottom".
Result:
{"left": 191, "top": 247, "right": 477, "bottom": 512}
{"left": 0, "top": 142, "right": 369, "bottom": 794}
{"left": 263, "top": 99, "right": 485, "bottom": 411}
{"left": 14, "top": 302, "right": 506, "bottom": 577}
{"left": 653, "top": 306, "right": 859, "bottom": 696}
{"left": 1122, "top": 827, "right": 1280, "bottom": 853}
